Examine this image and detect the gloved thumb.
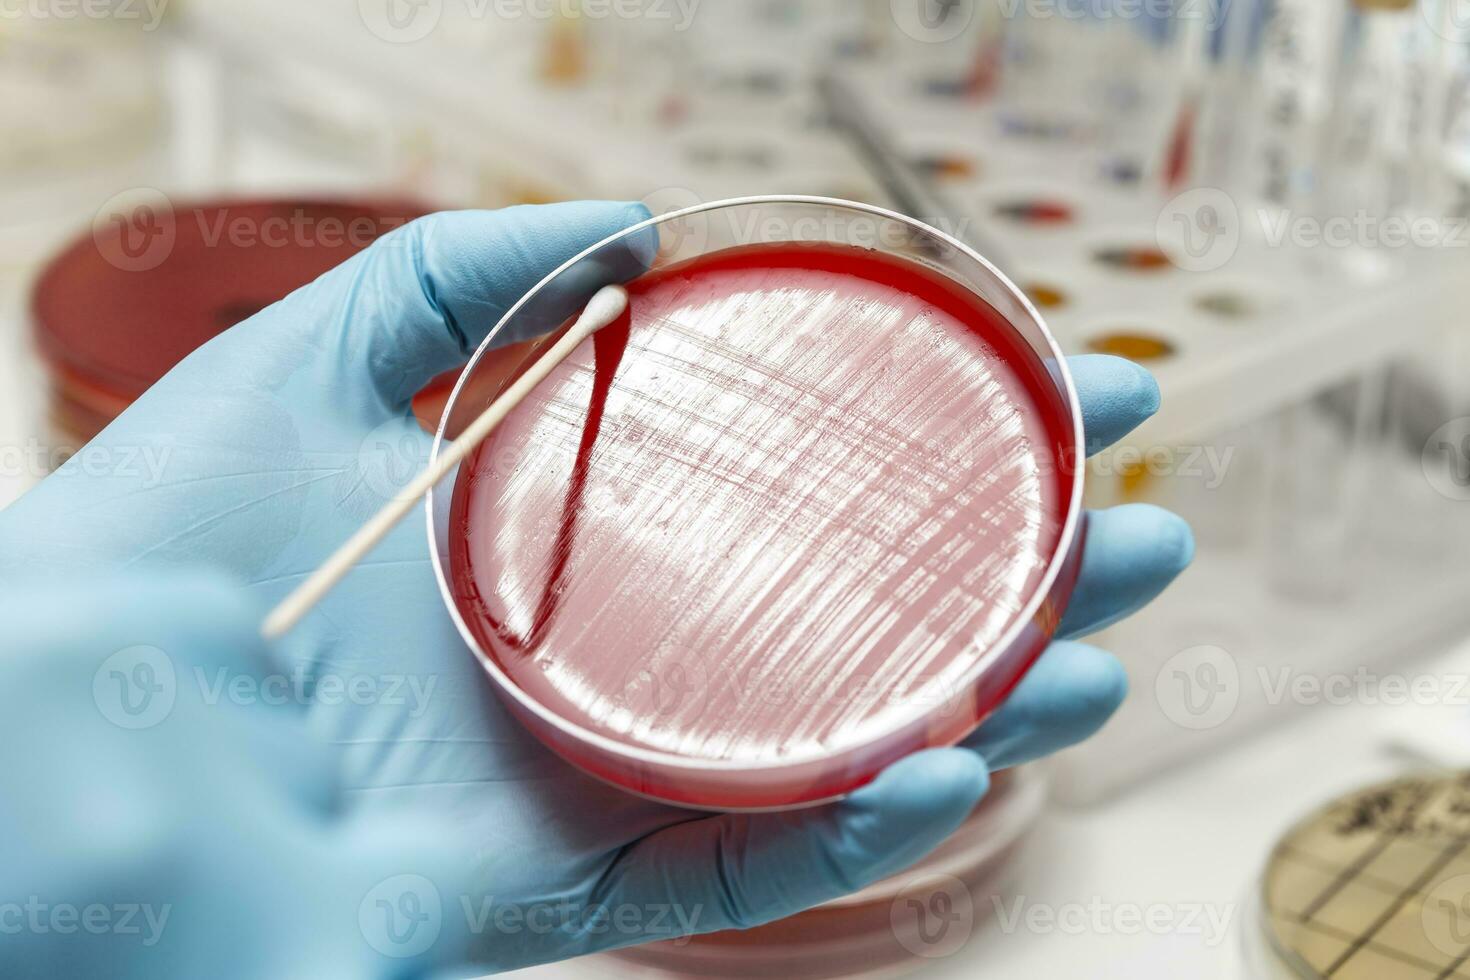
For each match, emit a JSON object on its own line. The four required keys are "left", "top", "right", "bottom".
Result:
{"left": 270, "top": 202, "right": 653, "bottom": 412}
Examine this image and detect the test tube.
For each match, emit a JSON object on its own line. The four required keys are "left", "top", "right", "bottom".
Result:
{"left": 995, "top": 1, "right": 1196, "bottom": 186}
{"left": 584, "top": 2, "right": 696, "bottom": 129}
{"left": 994, "top": 2, "right": 1108, "bottom": 146}
{"left": 1097, "top": 1, "right": 1196, "bottom": 188}
{"left": 883, "top": 0, "right": 996, "bottom": 97}
{"left": 1189, "top": 0, "right": 1270, "bottom": 189}
{"left": 1264, "top": 373, "right": 1387, "bottom": 602}
{"left": 1437, "top": 3, "right": 1470, "bottom": 218}
{"left": 1316, "top": 0, "right": 1444, "bottom": 280}
{"left": 1242, "top": 0, "right": 1347, "bottom": 212}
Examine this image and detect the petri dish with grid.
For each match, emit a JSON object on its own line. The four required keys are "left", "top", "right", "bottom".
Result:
{"left": 1254, "top": 772, "right": 1470, "bottom": 979}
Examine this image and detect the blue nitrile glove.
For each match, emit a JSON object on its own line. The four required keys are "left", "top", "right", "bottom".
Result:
{"left": 0, "top": 574, "right": 482, "bottom": 980}
{"left": 0, "top": 203, "right": 1192, "bottom": 972}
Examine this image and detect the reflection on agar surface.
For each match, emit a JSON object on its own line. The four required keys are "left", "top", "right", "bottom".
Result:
{"left": 449, "top": 243, "right": 1069, "bottom": 765}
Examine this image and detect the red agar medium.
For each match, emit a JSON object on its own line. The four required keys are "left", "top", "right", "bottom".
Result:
{"left": 447, "top": 242, "right": 1080, "bottom": 808}
{"left": 32, "top": 198, "right": 425, "bottom": 440}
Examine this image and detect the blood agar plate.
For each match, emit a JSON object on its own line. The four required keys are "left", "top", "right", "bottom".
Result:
{"left": 427, "top": 197, "right": 1085, "bottom": 810}
{"left": 31, "top": 197, "right": 425, "bottom": 447}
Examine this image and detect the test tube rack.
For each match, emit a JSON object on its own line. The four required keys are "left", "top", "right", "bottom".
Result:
{"left": 174, "top": 0, "right": 1470, "bottom": 803}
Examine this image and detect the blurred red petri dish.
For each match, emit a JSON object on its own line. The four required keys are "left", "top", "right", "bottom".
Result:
{"left": 605, "top": 767, "right": 1044, "bottom": 977}
{"left": 31, "top": 196, "right": 426, "bottom": 446}
{"left": 434, "top": 198, "right": 1085, "bottom": 811}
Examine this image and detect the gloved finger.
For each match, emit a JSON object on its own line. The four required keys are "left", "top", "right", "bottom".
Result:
{"left": 1059, "top": 504, "right": 1195, "bottom": 639}
{"left": 271, "top": 201, "right": 653, "bottom": 411}
{"left": 565, "top": 749, "right": 989, "bottom": 952}
{"left": 959, "top": 640, "right": 1127, "bottom": 770}
{"left": 327, "top": 811, "right": 487, "bottom": 979}
{"left": 1069, "top": 354, "right": 1161, "bottom": 455}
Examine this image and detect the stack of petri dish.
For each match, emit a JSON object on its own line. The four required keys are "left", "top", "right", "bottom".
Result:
{"left": 426, "top": 196, "right": 1084, "bottom": 967}
{"left": 30, "top": 196, "right": 426, "bottom": 452}
{"left": 606, "top": 767, "right": 1046, "bottom": 978}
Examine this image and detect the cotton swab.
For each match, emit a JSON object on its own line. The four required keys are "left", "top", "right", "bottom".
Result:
{"left": 261, "top": 284, "right": 630, "bottom": 641}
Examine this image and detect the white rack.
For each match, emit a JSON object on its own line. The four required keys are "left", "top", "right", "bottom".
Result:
{"left": 177, "top": 0, "right": 1470, "bottom": 804}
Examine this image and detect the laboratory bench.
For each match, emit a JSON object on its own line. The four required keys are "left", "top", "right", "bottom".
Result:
{"left": 507, "top": 632, "right": 1470, "bottom": 979}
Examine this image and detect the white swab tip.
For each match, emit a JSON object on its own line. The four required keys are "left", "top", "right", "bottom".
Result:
{"left": 577, "top": 284, "right": 630, "bottom": 338}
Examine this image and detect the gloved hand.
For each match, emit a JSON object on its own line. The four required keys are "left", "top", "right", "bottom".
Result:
{"left": 0, "top": 574, "right": 481, "bottom": 980}
{"left": 0, "top": 203, "right": 1192, "bottom": 972}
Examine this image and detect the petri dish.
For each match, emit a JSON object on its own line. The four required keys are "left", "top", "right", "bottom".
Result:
{"left": 604, "top": 766, "right": 1046, "bottom": 977}
{"left": 1251, "top": 771, "right": 1470, "bottom": 979}
{"left": 427, "top": 196, "right": 1086, "bottom": 810}
{"left": 30, "top": 196, "right": 426, "bottom": 448}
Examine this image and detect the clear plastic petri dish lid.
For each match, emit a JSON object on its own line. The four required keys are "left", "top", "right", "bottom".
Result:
{"left": 427, "top": 196, "right": 1086, "bottom": 810}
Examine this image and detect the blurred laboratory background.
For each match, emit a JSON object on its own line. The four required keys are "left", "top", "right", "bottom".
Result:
{"left": 6, "top": 0, "right": 1470, "bottom": 977}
